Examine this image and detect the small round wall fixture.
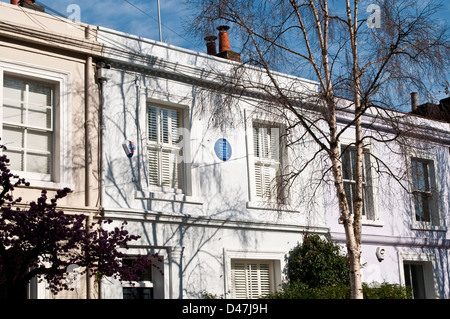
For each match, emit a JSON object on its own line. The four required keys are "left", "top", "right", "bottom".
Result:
{"left": 122, "top": 140, "right": 135, "bottom": 158}
{"left": 214, "top": 138, "right": 232, "bottom": 161}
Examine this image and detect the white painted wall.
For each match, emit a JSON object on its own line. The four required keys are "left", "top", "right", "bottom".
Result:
{"left": 97, "top": 27, "right": 450, "bottom": 299}
{"left": 97, "top": 27, "right": 327, "bottom": 299}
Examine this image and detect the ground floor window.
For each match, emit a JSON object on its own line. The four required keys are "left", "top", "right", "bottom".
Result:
{"left": 231, "top": 259, "right": 274, "bottom": 299}
{"left": 123, "top": 287, "right": 153, "bottom": 299}
{"left": 403, "top": 263, "right": 427, "bottom": 299}
{"left": 121, "top": 255, "right": 163, "bottom": 299}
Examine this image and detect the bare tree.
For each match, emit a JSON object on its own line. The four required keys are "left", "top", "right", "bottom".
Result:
{"left": 186, "top": 0, "right": 449, "bottom": 298}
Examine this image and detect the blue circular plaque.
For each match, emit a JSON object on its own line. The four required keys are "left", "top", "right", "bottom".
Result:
{"left": 214, "top": 138, "right": 232, "bottom": 161}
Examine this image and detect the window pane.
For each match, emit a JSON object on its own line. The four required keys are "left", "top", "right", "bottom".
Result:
{"left": 344, "top": 181, "right": 354, "bottom": 214}
{"left": 28, "top": 106, "right": 52, "bottom": 129}
{"left": 3, "top": 101, "right": 24, "bottom": 125}
{"left": 404, "top": 263, "right": 426, "bottom": 299}
{"left": 414, "top": 193, "right": 431, "bottom": 222}
{"left": 2, "top": 126, "right": 24, "bottom": 148}
{"left": 342, "top": 147, "right": 352, "bottom": 180}
{"left": 412, "top": 159, "right": 431, "bottom": 192}
{"left": 27, "top": 130, "right": 51, "bottom": 152}
{"left": 123, "top": 288, "right": 153, "bottom": 299}
{"left": 3, "top": 77, "right": 25, "bottom": 102}
{"left": 4, "top": 149, "right": 23, "bottom": 171}
{"left": 27, "top": 153, "right": 51, "bottom": 174}
{"left": 28, "top": 83, "right": 52, "bottom": 106}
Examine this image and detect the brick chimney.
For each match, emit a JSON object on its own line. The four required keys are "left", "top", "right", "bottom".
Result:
{"left": 411, "top": 92, "right": 418, "bottom": 112}
{"left": 11, "top": 0, "right": 35, "bottom": 4}
{"left": 11, "top": 0, "right": 45, "bottom": 12}
{"left": 217, "top": 26, "right": 231, "bottom": 53}
{"left": 204, "top": 35, "right": 218, "bottom": 55}
{"left": 215, "top": 25, "right": 241, "bottom": 62}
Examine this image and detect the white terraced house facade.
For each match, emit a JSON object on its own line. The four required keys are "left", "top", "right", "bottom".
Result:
{"left": 95, "top": 25, "right": 450, "bottom": 299}
{"left": 0, "top": 1, "right": 448, "bottom": 300}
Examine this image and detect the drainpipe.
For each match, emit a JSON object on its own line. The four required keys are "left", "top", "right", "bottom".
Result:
{"left": 85, "top": 25, "right": 93, "bottom": 299}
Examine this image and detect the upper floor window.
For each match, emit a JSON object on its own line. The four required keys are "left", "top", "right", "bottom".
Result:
{"left": 147, "top": 105, "right": 182, "bottom": 190}
{"left": 253, "top": 124, "right": 281, "bottom": 200}
{"left": 2, "top": 76, "right": 53, "bottom": 180}
{"left": 341, "top": 145, "right": 375, "bottom": 220}
{"left": 0, "top": 60, "right": 72, "bottom": 189}
{"left": 410, "top": 157, "right": 443, "bottom": 228}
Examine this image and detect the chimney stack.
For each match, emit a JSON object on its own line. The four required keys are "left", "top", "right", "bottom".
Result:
{"left": 214, "top": 25, "right": 241, "bottom": 63}
{"left": 217, "top": 25, "right": 231, "bottom": 53}
{"left": 11, "top": 0, "right": 44, "bottom": 12}
{"left": 411, "top": 92, "right": 419, "bottom": 112}
{"left": 11, "top": 0, "right": 36, "bottom": 4}
{"left": 204, "top": 36, "right": 218, "bottom": 55}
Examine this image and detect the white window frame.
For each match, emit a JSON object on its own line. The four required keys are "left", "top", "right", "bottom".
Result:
{"left": 245, "top": 112, "right": 287, "bottom": 208}
{"left": 0, "top": 58, "right": 72, "bottom": 189}
{"left": 339, "top": 139, "right": 381, "bottom": 225}
{"left": 147, "top": 105, "right": 183, "bottom": 192}
{"left": 408, "top": 151, "right": 445, "bottom": 231}
{"left": 230, "top": 259, "right": 274, "bottom": 299}
{"left": 398, "top": 252, "right": 438, "bottom": 299}
{"left": 2, "top": 76, "right": 54, "bottom": 180}
{"left": 224, "top": 249, "right": 283, "bottom": 299}
{"left": 252, "top": 123, "right": 282, "bottom": 199}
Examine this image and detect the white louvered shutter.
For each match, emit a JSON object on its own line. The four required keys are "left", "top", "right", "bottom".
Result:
{"left": 148, "top": 106, "right": 181, "bottom": 189}
{"left": 253, "top": 125, "right": 281, "bottom": 198}
{"left": 231, "top": 260, "right": 274, "bottom": 299}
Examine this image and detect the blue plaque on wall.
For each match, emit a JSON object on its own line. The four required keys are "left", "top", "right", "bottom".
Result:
{"left": 214, "top": 138, "right": 232, "bottom": 161}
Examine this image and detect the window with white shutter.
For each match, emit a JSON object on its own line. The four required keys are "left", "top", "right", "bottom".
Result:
{"left": 2, "top": 76, "right": 53, "bottom": 179}
{"left": 147, "top": 105, "right": 182, "bottom": 190}
{"left": 231, "top": 259, "right": 274, "bottom": 299}
{"left": 341, "top": 144, "right": 375, "bottom": 220}
{"left": 253, "top": 124, "right": 281, "bottom": 199}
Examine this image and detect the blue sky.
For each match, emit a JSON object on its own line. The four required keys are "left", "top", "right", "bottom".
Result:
{"left": 3, "top": 1, "right": 448, "bottom": 57}
{"left": 3, "top": 0, "right": 206, "bottom": 52}
{"left": 2, "top": 0, "right": 449, "bottom": 103}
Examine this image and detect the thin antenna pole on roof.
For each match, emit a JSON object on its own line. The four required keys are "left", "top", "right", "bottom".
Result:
{"left": 157, "top": 0, "right": 162, "bottom": 42}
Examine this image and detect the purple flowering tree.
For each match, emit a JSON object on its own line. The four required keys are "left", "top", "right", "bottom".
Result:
{"left": 0, "top": 144, "right": 161, "bottom": 299}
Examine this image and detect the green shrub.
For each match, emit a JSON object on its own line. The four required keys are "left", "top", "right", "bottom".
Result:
{"left": 363, "top": 282, "right": 412, "bottom": 299}
{"left": 264, "top": 235, "right": 411, "bottom": 299}
{"left": 286, "top": 234, "right": 350, "bottom": 288}
{"left": 264, "top": 282, "right": 411, "bottom": 299}
{"left": 263, "top": 282, "right": 350, "bottom": 299}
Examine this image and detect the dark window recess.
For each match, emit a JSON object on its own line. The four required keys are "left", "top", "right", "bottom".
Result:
{"left": 123, "top": 287, "right": 153, "bottom": 299}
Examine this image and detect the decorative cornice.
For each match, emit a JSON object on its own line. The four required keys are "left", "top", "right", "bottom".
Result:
{"left": 103, "top": 207, "right": 329, "bottom": 234}
{"left": 0, "top": 20, "right": 104, "bottom": 57}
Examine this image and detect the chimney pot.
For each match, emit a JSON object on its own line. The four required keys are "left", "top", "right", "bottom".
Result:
{"left": 411, "top": 92, "right": 419, "bottom": 112}
{"left": 204, "top": 35, "right": 218, "bottom": 55}
{"left": 217, "top": 25, "right": 231, "bottom": 53}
